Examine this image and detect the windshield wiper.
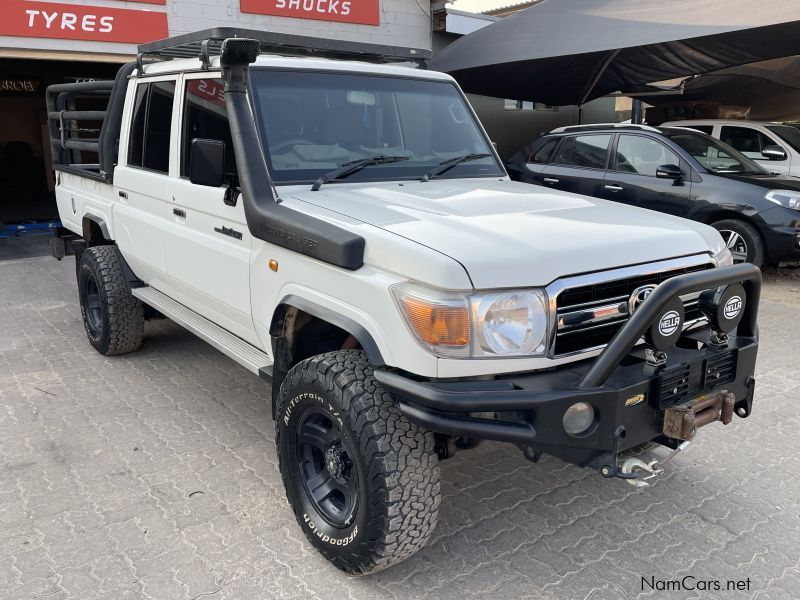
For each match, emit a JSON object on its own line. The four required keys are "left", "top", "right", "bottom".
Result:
{"left": 420, "top": 153, "right": 492, "bottom": 182}
{"left": 311, "top": 155, "right": 409, "bottom": 191}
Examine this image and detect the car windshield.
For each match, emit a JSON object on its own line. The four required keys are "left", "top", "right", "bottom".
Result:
{"left": 766, "top": 124, "right": 800, "bottom": 153}
{"left": 249, "top": 69, "right": 503, "bottom": 185}
{"left": 663, "top": 130, "right": 768, "bottom": 175}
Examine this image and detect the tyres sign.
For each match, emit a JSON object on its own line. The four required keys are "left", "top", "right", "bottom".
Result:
{"left": 1, "top": 1, "right": 168, "bottom": 43}
{"left": 241, "top": 0, "right": 380, "bottom": 26}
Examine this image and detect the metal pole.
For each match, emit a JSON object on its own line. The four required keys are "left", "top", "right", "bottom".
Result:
{"left": 631, "top": 99, "right": 644, "bottom": 124}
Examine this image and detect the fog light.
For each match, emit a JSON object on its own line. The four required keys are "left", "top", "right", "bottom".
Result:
{"left": 698, "top": 282, "right": 746, "bottom": 333}
{"left": 563, "top": 402, "right": 595, "bottom": 437}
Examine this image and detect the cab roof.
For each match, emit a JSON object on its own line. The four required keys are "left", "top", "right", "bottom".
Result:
{"left": 139, "top": 54, "right": 454, "bottom": 82}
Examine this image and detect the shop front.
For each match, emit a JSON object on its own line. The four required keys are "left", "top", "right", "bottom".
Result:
{"left": 0, "top": 0, "right": 431, "bottom": 236}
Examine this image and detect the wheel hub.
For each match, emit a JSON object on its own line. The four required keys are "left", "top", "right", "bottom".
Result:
{"left": 324, "top": 445, "right": 348, "bottom": 479}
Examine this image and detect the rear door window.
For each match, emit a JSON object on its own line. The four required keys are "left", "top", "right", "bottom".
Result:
{"left": 127, "top": 80, "right": 176, "bottom": 173}
{"left": 551, "top": 134, "right": 611, "bottom": 169}
{"left": 529, "top": 138, "right": 559, "bottom": 163}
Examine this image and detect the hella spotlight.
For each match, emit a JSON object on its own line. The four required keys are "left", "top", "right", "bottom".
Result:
{"left": 698, "top": 283, "right": 746, "bottom": 333}
{"left": 644, "top": 296, "right": 685, "bottom": 351}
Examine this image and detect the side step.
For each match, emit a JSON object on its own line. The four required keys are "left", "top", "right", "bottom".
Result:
{"left": 132, "top": 286, "right": 273, "bottom": 380}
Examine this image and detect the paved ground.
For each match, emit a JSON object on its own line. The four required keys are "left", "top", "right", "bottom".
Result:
{"left": 1, "top": 255, "right": 799, "bottom": 600}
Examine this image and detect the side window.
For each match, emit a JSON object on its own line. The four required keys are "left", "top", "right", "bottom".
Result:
{"left": 127, "top": 81, "right": 175, "bottom": 173}
{"left": 128, "top": 84, "right": 148, "bottom": 168}
{"left": 720, "top": 126, "right": 772, "bottom": 159}
{"left": 552, "top": 134, "right": 611, "bottom": 169}
{"left": 528, "top": 138, "right": 558, "bottom": 163}
{"left": 614, "top": 135, "right": 680, "bottom": 176}
{"left": 181, "top": 78, "right": 237, "bottom": 179}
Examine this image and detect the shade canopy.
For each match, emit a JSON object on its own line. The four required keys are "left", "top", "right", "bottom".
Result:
{"left": 636, "top": 56, "right": 800, "bottom": 121}
{"left": 431, "top": 0, "right": 800, "bottom": 106}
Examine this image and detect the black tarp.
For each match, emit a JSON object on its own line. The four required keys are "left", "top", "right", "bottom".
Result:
{"left": 431, "top": 0, "right": 800, "bottom": 106}
{"left": 635, "top": 56, "right": 800, "bottom": 121}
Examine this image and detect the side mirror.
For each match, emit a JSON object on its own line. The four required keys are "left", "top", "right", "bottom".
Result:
{"left": 656, "top": 163, "right": 682, "bottom": 180}
{"left": 761, "top": 145, "right": 787, "bottom": 161}
{"left": 189, "top": 138, "right": 225, "bottom": 187}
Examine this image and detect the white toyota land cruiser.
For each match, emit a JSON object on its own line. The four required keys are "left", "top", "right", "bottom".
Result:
{"left": 47, "top": 29, "right": 761, "bottom": 574}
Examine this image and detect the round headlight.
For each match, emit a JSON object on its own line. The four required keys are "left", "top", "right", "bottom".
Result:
{"left": 563, "top": 402, "right": 595, "bottom": 437}
{"left": 474, "top": 291, "right": 548, "bottom": 355}
{"left": 698, "top": 283, "right": 746, "bottom": 333}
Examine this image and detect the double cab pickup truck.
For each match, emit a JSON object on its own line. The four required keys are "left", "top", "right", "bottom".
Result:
{"left": 47, "top": 29, "right": 761, "bottom": 574}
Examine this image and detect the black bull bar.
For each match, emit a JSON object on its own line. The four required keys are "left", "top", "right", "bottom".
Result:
{"left": 375, "top": 263, "right": 761, "bottom": 469}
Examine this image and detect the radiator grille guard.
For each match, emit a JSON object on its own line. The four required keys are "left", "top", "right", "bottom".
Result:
{"left": 550, "top": 261, "right": 714, "bottom": 357}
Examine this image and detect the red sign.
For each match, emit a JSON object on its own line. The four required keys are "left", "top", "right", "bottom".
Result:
{"left": 241, "top": 0, "right": 380, "bottom": 26}
{"left": 187, "top": 79, "right": 225, "bottom": 108}
{"left": 0, "top": 1, "right": 169, "bottom": 44}
{"left": 119, "top": 0, "right": 166, "bottom": 4}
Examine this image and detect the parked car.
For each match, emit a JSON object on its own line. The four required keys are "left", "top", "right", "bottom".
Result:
{"left": 661, "top": 119, "right": 800, "bottom": 178}
{"left": 507, "top": 123, "right": 800, "bottom": 266}
{"left": 48, "top": 31, "right": 761, "bottom": 574}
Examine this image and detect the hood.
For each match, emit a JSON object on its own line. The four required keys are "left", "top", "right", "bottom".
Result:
{"left": 288, "top": 179, "right": 721, "bottom": 288}
{"left": 716, "top": 172, "right": 800, "bottom": 191}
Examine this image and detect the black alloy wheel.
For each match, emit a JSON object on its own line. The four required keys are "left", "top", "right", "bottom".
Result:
{"left": 296, "top": 406, "right": 359, "bottom": 528}
{"left": 83, "top": 272, "right": 104, "bottom": 336}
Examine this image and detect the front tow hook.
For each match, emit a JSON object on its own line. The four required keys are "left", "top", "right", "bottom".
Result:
{"left": 601, "top": 428, "right": 692, "bottom": 487}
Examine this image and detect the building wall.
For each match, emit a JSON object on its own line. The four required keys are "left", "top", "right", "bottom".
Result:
{"left": 0, "top": 0, "right": 432, "bottom": 58}
{"left": 467, "top": 94, "right": 616, "bottom": 161}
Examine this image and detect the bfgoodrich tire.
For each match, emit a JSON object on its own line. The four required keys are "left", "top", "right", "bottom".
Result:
{"left": 77, "top": 245, "right": 144, "bottom": 356}
{"left": 276, "top": 350, "right": 441, "bottom": 574}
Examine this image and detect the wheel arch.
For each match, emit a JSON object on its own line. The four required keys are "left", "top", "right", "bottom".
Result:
{"left": 81, "top": 215, "right": 113, "bottom": 245}
{"left": 270, "top": 295, "right": 385, "bottom": 367}
{"left": 267, "top": 295, "right": 386, "bottom": 417}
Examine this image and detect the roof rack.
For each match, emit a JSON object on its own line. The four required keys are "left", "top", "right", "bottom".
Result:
{"left": 549, "top": 123, "right": 660, "bottom": 134}
{"left": 137, "top": 28, "right": 431, "bottom": 71}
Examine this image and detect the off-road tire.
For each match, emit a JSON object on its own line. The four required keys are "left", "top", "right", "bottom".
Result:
{"left": 77, "top": 245, "right": 144, "bottom": 356}
{"left": 276, "top": 350, "right": 441, "bottom": 574}
{"left": 711, "top": 219, "right": 765, "bottom": 267}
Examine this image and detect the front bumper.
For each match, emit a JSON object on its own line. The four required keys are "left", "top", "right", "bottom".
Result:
{"left": 758, "top": 206, "right": 800, "bottom": 262}
{"left": 375, "top": 264, "right": 761, "bottom": 475}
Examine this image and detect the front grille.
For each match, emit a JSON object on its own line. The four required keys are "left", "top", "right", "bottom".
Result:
{"left": 553, "top": 263, "right": 713, "bottom": 357}
{"left": 656, "top": 350, "right": 738, "bottom": 408}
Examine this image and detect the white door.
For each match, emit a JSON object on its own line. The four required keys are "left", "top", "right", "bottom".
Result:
{"left": 165, "top": 75, "right": 258, "bottom": 345}
{"left": 113, "top": 77, "right": 178, "bottom": 292}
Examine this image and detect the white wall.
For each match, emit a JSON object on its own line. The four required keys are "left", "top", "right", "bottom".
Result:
{"left": 0, "top": 0, "right": 432, "bottom": 57}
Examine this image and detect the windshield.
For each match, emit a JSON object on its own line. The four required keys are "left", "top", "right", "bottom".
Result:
{"left": 663, "top": 130, "right": 767, "bottom": 175}
{"left": 249, "top": 70, "right": 503, "bottom": 185}
{"left": 766, "top": 124, "right": 800, "bottom": 153}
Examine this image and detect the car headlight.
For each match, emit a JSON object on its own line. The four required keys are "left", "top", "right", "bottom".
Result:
{"left": 712, "top": 246, "right": 733, "bottom": 267}
{"left": 765, "top": 189, "right": 800, "bottom": 210}
{"left": 393, "top": 283, "right": 549, "bottom": 358}
{"left": 472, "top": 290, "right": 548, "bottom": 356}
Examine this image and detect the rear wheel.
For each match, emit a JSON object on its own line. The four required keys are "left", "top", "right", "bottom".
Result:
{"left": 276, "top": 350, "right": 440, "bottom": 574}
{"left": 77, "top": 245, "right": 144, "bottom": 355}
{"left": 712, "top": 219, "right": 765, "bottom": 267}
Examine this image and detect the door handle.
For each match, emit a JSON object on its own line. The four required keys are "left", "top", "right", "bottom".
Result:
{"left": 604, "top": 184, "right": 624, "bottom": 192}
{"left": 542, "top": 177, "right": 560, "bottom": 184}
{"left": 173, "top": 208, "right": 186, "bottom": 218}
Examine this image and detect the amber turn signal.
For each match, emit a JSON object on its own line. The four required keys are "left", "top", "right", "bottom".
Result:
{"left": 269, "top": 259, "right": 279, "bottom": 272}
{"left": 398, "top": 295, "right": 469, "bottom": 347}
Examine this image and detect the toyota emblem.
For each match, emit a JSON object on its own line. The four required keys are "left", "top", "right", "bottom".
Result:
{"left": 628, "top": 284, "right": 657, "bottom": 314}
